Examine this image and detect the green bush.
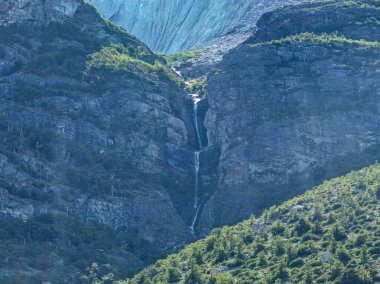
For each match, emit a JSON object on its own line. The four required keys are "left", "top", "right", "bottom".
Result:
{"left": 167, "top": 267, "right": 182, "bottom": 283}
{"left": 289, "top": 258, "right": 304, "bottom": 267}
{"left": 332, "top": 225, "right": 347, "bottom": 241}
{"left": 295, "top": 218, "right": 311, "bottom": 236}
{"left": 336, "top": 269, "right": 373, "bottom": 284}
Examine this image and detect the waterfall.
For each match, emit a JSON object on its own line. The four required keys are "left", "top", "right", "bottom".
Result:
{"left": 194, "top": 151, "right": 200, "bottom": 208}
{"left": 190, "top": 151, "right": 201, "bottom": 234}
{"left": 190, "top": 205, "right": 200, "bottom": 234}
{"left": 194, "top": 103, "right": 203, "bottom": 150}
{"left": 190, "top": 101, "right": 203, "bottom": 234}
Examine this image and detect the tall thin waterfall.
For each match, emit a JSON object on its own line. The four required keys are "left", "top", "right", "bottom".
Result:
{"left": 194, "top": 151, "right": 200, "bottom": 208}
{"left": 194, "top": 103, "right": 203, "bottom": 149}
{"left": 190, "top": 101, "right": 203, "bottom": 234}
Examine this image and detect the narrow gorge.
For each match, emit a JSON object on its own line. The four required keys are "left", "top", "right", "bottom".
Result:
{"left": 0, "top": 0, "right": 379, "bottom": 283}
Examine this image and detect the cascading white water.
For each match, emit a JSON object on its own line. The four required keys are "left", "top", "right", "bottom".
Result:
{"left": 190, "top": 152, "right": 201, "bottom": 234}
{"left": 194, "top": 103, "right": 203, "bottom": 149}
{"left": 190, "top": 101, "right": 203, "bottom": 234}
{"left": 194, "top": 151, "right": 200, "bottom": 208}
{"left": 190, "top": 206, "right": 200, "bottom": 234}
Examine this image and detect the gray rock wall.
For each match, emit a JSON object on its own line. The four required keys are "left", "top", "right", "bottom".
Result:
{"left": 197, "top": 0, "right": 380, "bottom": 232}
{"left": 0, "top": 0, "right": 196, "bottom": 278}
{"left": 0, "top": 0, "right": 80, "bottom": 25}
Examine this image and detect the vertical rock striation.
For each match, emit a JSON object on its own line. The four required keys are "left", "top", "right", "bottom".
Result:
{"left": 199, "top": 0, "right": 380, "bottom": 232}
{"left": 0, "top": 0, "right": 80, "bottom": 25}
{"left": 0, "top": 0, "right": 197, "bottom": 281}
{"left": 89, "top": 0, "right": 320, "bottom": 53}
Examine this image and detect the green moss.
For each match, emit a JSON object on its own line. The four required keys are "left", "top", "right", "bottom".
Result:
{"left": 125, "top": 164, "right": 380, "bottom": 283}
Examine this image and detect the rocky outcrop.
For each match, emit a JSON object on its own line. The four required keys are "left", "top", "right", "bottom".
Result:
{"left": 0, "top": 0, "right": 80, "bottom": 25}
{"left": 89, "top": 0, "right": 319, "bottom": 53}
{"left": 0, "top": 0, "right": 197, "bottom": 281}
{"left": 197, "top": 0, "right": 380, "bottom": 232}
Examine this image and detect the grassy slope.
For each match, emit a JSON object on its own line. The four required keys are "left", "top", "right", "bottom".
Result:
{"left": 124, "top": 164, "right": 380, "bottom": 284}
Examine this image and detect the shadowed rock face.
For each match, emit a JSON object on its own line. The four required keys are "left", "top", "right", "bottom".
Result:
{"left": 0, "top": 0, "right": 198, "bottom": 281}
{"left": 197, "top": 0, "right": 380, "bottom": 234}
{"left": 89, "top": 0, "right": 319, "bottom": 53}
{"left": 0, "top": 0, "right": 80, "bottom": 24}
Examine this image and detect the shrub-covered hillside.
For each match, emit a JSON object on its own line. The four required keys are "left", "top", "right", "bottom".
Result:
{"left": 124, "top": 165, "right": 380, "bottom": 284}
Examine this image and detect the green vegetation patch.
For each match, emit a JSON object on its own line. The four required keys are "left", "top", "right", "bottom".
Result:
{"left": 306, "top": 0, "right": 380, "bottom": 11}
{"left": 250, "top": 32, "right": 380, "bottom": 49}
{"left": 86, "top": 44, "right": 183, "bottom": 86}
{"left": 123, "top": 164, "right": 380, "bottom": 284}
{"left": 160, "top": 51, "right": 201, "bottom": 66}
{"left": 351, "top": 16, "right": 380, "bottom": 26}
{"left": 185, "top": 77, "right": 207, "bottom": 97}
{"left": 86, "top": 44, "right": 159, "bottom": 74}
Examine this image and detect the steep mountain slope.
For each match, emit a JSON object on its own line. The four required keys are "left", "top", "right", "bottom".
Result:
{"left": 0, "top": 0, "right": 198, "bottom": 282}
{"left": 194, "top": 0, "right": 380, "bottom": 235}
{"left": 127, "top": 164, "right": 380, "bottom": 284}
{"left": 1, "top": 0, "right": 380, "bottom": 282}
{"left": 89, "top": 0, "right": 318, "bottom": 53}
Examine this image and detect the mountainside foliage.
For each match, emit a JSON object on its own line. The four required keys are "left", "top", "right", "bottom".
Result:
{"left": 86, "top": 44, "right": 184, "bottom": 85}
{"left": 160, "top": 51, "right": 201, "bottom": 66}
{"left": 124, "top": 165, "right": 380, "bottom": 284}
{"left": 250, "top": 32, "right": 380, "bottom": 48}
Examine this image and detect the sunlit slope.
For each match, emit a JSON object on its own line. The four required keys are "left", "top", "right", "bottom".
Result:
{"left": 126, "top": 165, "right": 380, "bottom": 283}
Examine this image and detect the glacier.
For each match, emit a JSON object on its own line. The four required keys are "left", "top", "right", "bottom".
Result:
{"left": 89, "top": 0, "right": 315, "bottom": 53}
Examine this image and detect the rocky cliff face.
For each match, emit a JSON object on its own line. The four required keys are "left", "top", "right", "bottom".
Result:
{"left": 1, "top": 0, "right": 380, "bottom": 282}
{"left": 0, "top": 0, "right": 198, "bottom": 282}
{"left": 89, "top": 0, "right": 318, "bottom": 53}
{"left": 196, "top": 0, "right": 380, "bottom": 234}
{"left": 0, "top": 0, "right": 80, "bottom": 25}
